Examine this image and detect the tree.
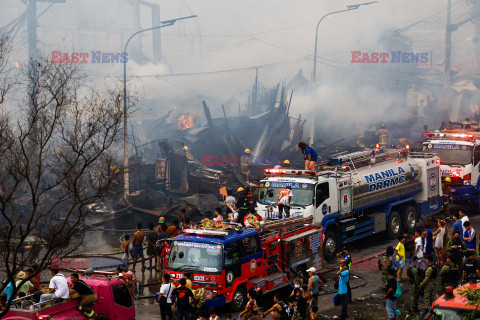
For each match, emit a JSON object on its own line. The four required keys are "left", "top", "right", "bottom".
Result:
{"left": 0, "top": 36, "right": 128, "bottom": 315}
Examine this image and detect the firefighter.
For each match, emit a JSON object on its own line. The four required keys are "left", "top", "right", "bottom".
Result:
{"left": 282, "top": 160, "right": 291, "bottom": 168}
{"left": 236, "top": 187, "right": 249, "bottom": 225}
{"left": 376, "top": 124, "right": 391, "bottom": 147}
{"left": 183, "top": 146, "right": 194, "bottom": 161}
{"left": 419, "top": 255, "right": 437, "bottom": 309}
{"left": 378, "top": 246, "right": 394, "bottom": 286}
{"left": 440, "top": 255, "right": 460, "bottom": 291}
{"left": 441, "top": 177, "right": 453, "bottom": 217}
{"left": 240, "top": 149, "right": 253, "bottom": 174}
{"left": 354, "top": 125, "right": 365, "bottom": 148}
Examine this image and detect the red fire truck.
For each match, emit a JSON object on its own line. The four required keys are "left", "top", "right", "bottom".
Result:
{"left": 165, "top": 217, "right": 323, "bottom": 311}
{"left": 424, "top": 283, "right": 480, "bottom": 319}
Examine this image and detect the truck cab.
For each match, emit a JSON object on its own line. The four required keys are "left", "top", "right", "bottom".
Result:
{"left": 426, "top": 283, "right": 480, "bottom": 319}
{"left": 257, "top": 148, "right": 442, "bottom": 260}
{"left": 423, "top": 131, "right": 480, "bottom": 206}
{"left": 3, "top": 275, "right": 135, "bottom": 320}
{"left": 165, "top": 218, "right": 322, "bottom": 311}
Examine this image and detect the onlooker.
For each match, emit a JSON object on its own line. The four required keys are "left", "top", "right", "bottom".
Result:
{"left": 307, "top": 267, "right": 322, "bottom": 305}
{"left": 160, "top": 240, "right": 171, "bottom": 270}
{"left": 459, "top": 210, "right": 469, "bottom": 235}
{"left": 452, "top": 212, "right": 463, "bottom": 237}
{"left": 156, "top": 224, "right": 169, "bottom": 272}
{"left": 166, "top": 220, "right": 181, "bottom": 237}
{"left": 414, "top": 228, "right": 424, "bottom": 267}
{"left": 262, "top": 293, "right": 290, "bottom": 320}
{"left": 419, "top": 255, "right": 437, "bottom": 308}
{"left": 402, "top": 229, "right": 415, "bottom": 262}
{"left": 146, "top": 223, "right": 158, "bottom": 270}
{"left": 121, "top": 234, "right": 130, "bottom": 263}
{"left": 336, "top": 260, "right": 349, "bottom": 320}
{"left": 31, "top": 265, "right": 41, "bottom": 291}
{"left": 433, "top": 220, "right": 446, "bottom": 265}
{"left": 26, "top": 268, "right": 39, "bottom": 292}
{"left": 39, "top": 269, "right": 69, "bottom": 304}
{"left": 214, "top": 208, "right": 224, "bottom": 222}
{"left": 179, "top": 209, "right": 187, "bottom": 225}
{"left": 463, "top": 221, "right": 476, "bottom": 251}
{"left": 228, "top": 204, "right": 240, "bottom": 223}
{"left": 132, "top": 223, "right": 146, "bottom": 271}
{"left": 1, "top": 281, "right": 13, "bottom": 302}
{"left": 290, "top": 288, "right": 309, "bottom": 320}
{"left": 447, "top": 230, "right": 467, "bottom": 266}
{"left": 240, "top": 288, "right": 258, "bottom": 320}
{"left": 423, "top": 225, "right": 434, "bottom": 256}
{"left": 225, "top": 189, "right": 236, "bottom": 214}
{"left": 157, "top": 274, "right": 174, "bottom": 320}
{"left": 310, "top": 305, "right": 327, "bottom": 320}
{"left": 172, "top": 278, "right": 194, "bottom": 320}
{"left": 184, "top": 218, "right": 193, "bottom": 229}
{"left": 290, "top": 279, "right": 305, "bottom": 298}
{"left": 183, "top": 272, "right": 192, "bottom": 289}
{"left": 395, "top": 235, "right": 406, "bottom": 281}
{"left": 209, "top": 308, "right": 220, "bottom": 320}
{"left": 15, "top": 271, "right": 34, "bottom": 297}
{"left": 156, "top": 216, "right": 166, "bottom": 233}
{"left": 277, "top": 186, "right": 292, "bottom": 219}
{"left": 462, "top": 250, "right": 480, "bottom": 284}
{"left": 383, "top": 268, "right": 398, "bottom": 320}
{"left": 69, "top": 273, "right": 97, "bottom": 318}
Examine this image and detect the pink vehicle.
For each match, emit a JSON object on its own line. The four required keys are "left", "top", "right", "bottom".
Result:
{"left": 3, "top": 273, "right": 135, "bottom": 320}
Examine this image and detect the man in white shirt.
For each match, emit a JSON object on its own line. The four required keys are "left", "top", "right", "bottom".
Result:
{"left": 228, "top": 204, "right": 239, "bottom": 223}
{"left": 225, "top": 189, "right": 236, "bottom": 214}
{"left": 157, "top": 274, "right": 174, "bottom": 320}
{"left": 459, "top": 210, "right": 470, "bottom": 234}
{"left": 40, "top": 269, "right": 69, "bottom": 304}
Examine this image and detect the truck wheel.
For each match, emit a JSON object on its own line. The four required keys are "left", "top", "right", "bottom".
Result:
{"left": 402, "top": 206, "right": 417, "bottom": 233}
{"left": 231, "top": 287, "right": 247, "bottom": 312}
{"left": 324, "top": 230, "right": 339, "bottom": 261}
{"left": 387, "top": 211, "right": 402, "bottom": 239}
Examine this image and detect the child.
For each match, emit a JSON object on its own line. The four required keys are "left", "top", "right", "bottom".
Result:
{"left": 395, "top": 235, "right": 406, "bottom": 281}
{"left": 240, "top": 289, "right": 258, "bottom": 320}
{"left": 121, "top": 234, "right": 130, "bottom": 263}
{"left": 209, "top": 308, "right": 219, "bottom": 320}
{"left": 463, "top": 221, "right": 476, "bottom": 251}
{"left": 290, "top": 279, "right": 305, "bottom": 298}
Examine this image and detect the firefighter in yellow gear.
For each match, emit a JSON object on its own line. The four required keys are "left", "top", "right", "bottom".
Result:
{"left": 282, "top": 160, "right": 291, "bottom": 168}
{"left": 182, "top": 145, "right": 194, "bottom": 160}
{"left": 240, "top": 149, "right": 253, "bottom": 174}
{"left": 442, "top": 177, "right": 453, "bottom": 217}
{"left": 354, "top": 125, "right": 365, "bottom": 148}
{"left": 376, "top": 124, "right": 391, "bottom": 147}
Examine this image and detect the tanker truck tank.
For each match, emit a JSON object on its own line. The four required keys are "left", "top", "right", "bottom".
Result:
{"left": 351, "top": 159, "right": 422, "bottom": 200}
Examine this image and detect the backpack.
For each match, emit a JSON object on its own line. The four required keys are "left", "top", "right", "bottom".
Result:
{"left": 393, "top": 279, "right": 402, "bottom": 299}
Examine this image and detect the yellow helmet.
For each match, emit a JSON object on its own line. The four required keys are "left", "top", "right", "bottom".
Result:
{"left": 237, "top": 187, "right": 244, "bottom": 193}
{"left": 244, "top": 149, "right": 251, "bottom": 154}
{"left": 445, "top": 177, "right": 452, "bottom": 183}
{"left": 283, "top": 160, "right": 290, "bottom": 164}
{"left": 183, "top": 146, "right": 188, "bottom": 151}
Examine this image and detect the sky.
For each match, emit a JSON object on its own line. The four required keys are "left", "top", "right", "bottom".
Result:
{"left": 0, "top": 0, "right": 477, "bottom": 142}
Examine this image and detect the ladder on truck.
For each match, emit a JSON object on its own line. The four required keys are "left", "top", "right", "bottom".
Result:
{"left": 318, "top": 147, "right": 407, "bottom": 173}
{"left": 257, "top": 216, "right": 314, "bottom": 242}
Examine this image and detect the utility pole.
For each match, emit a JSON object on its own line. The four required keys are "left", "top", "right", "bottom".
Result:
{"left": 445, "top": 0, "right": 452, "bottom": 82}
{"left": 472, "top": 1, "right": 480, "bottom": 74}
{"left": 252, "top": 67, "right": 258, "bottom": 113}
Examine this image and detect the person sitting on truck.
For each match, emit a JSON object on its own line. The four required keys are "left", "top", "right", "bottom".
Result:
{"left": 298, "top": 142, "right": 318, "bottom": 171}
{"left": 277, "top": 186, "right": 292, "bottom": 219}
{"left": 462, "top": 250, "right": 480, "bottom": 284}
{"left": 447, "top": 231, "right": 467, "bottom": 266}
{"left": 39, "top": 268, "right": 69, "bottom": 305}
{"left": 262, "top": 293, "right": 290, "bottom": 320}
{"left": 69, "top": 273, "right": 97, "bottom": 319}
{"left": 15, "top": 271, "right": 34, "bottom": 298}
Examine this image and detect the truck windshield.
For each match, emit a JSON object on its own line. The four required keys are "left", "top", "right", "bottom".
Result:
{"left": 432, "top": 307, "right": 480, "bottom": 319}
{"left": 257, "top": 183, "right": 314, "bottom": 207}
{"left": 424, "top": 143, "right": 473, "bottom": 165}
{"left": 167, "top": 241, "right": 223, "bottom": 274}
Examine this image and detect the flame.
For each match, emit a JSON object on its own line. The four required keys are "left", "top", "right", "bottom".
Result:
{"left": 15, "top": 62, "right": 20, "bottom": 69}
{"left": 177, "top": 111, "right": 197, "bottom": 130}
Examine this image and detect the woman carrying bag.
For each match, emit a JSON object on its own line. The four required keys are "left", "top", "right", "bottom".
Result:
{"left": 157, "top": 274, "right": 174, "bottom": 320}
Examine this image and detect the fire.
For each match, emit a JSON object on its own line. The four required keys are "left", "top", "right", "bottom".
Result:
{"left": 177, "top": 111, "right": 197, "bottom": 130}
{"left": 15, "top": 62, "right": 20, "bottom": 69}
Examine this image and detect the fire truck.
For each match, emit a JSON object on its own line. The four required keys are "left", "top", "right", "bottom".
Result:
{"left": 423, "top": 131, "right": 480, "bottom": 207}
{"left": 424, "top": 283, "right": 480, "bottom": 319}
{"left": 165, "top": 217, "right": 322, "bottom": 311}
{"left": 256, "top": 147, "right": 443, "bottom": 260}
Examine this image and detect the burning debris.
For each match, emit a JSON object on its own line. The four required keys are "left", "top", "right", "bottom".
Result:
{"left": 177, "top": 110, "right": 198, "bottom": 130}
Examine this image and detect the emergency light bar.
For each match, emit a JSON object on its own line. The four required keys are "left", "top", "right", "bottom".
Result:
{"left": 427, "top": 132, "right": 477, "bottom": 139}
{"left": 183, "top": 229, "right": 229, "bottom": 236}
{"left": 264, "top": 169, "right": 317, "bottom": 175}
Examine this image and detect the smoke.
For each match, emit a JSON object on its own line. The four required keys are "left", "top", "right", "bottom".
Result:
{"left": 1, "top": 0, "right": 477, "bottom": 143}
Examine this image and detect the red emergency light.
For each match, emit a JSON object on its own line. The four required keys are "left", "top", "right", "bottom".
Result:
{"left": 436, "top": 158, "right": 440, "bottom": 164}
{"left": 264, "top": 169, "right": 317, "bottom": 175}
{"left": 428, "top": 132, "right": 476, "bottom": 139}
